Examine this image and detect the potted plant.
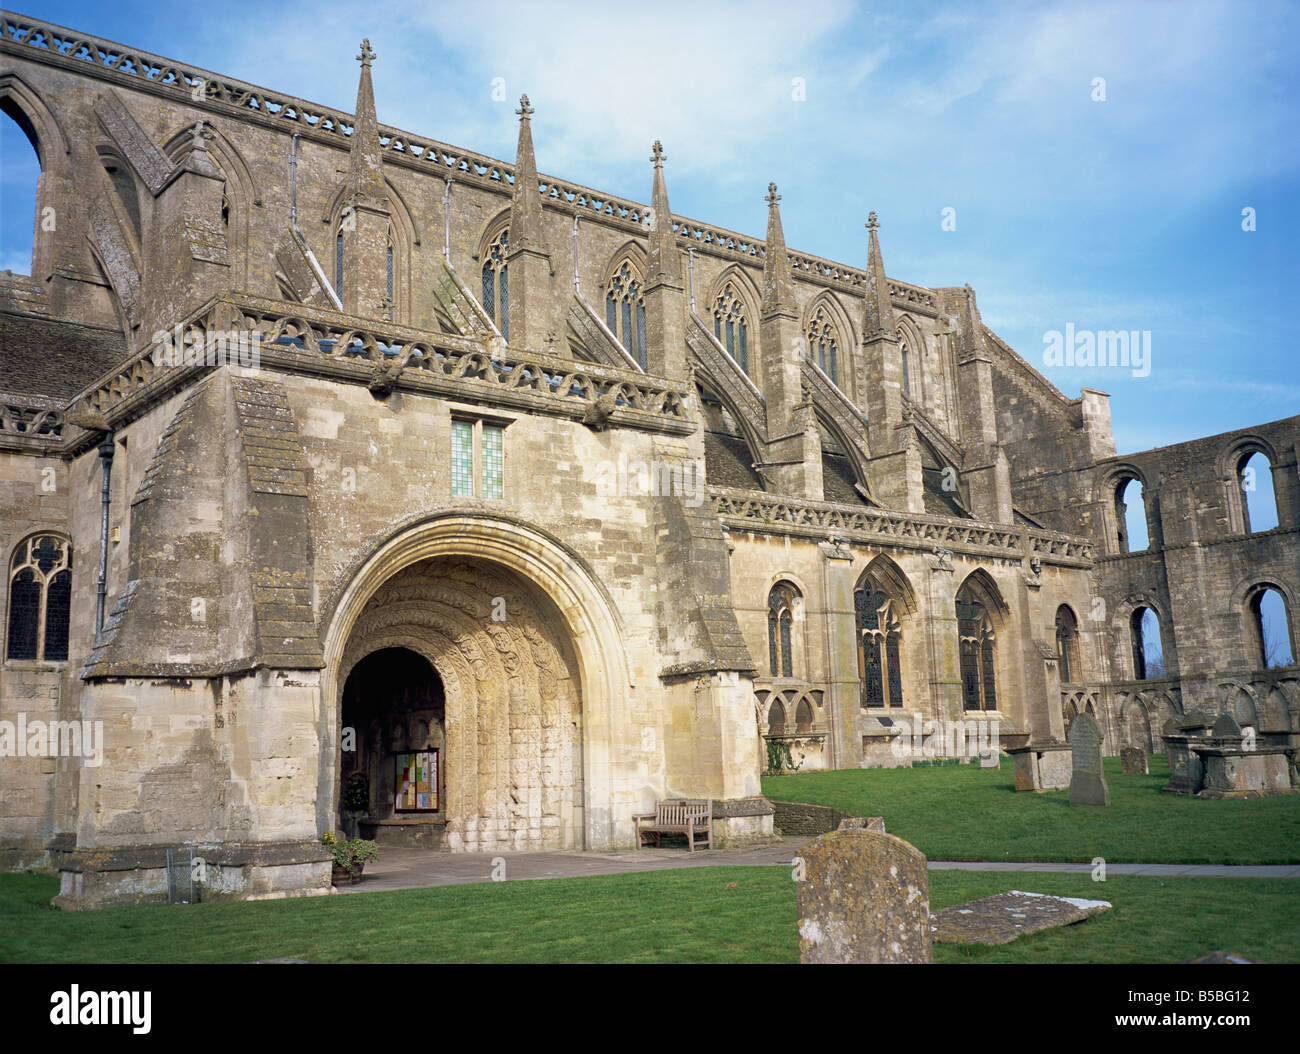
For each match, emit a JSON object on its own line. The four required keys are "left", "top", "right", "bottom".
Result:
{"left": 322, "top": 830, "right": 379, "bottom": 885}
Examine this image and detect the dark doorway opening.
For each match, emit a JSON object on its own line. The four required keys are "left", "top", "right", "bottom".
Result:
{"left": 340, "top": 647, "right": 446, "bottom": 846}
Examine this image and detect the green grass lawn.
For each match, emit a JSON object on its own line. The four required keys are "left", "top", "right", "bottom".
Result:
{"left": 762, "top": 755, "right": 1300, "bottom": 864}
{"left": 1, "top": 868, "right": 1295, "bottom": 964}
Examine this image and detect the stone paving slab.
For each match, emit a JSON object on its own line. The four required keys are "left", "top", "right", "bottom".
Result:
{"left": 931, "top": 890, "right": 1111, "bottom": 945}
{"left": 337, "top": 843, "right": 1300, "bottom": 895}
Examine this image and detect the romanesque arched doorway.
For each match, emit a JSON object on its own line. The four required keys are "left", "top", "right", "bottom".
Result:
{"left": 334, "top": 555, "right": 585, "bottom": 852}
{"left": 320, "top": 513, "right": 632, "bottom": 851}
{"left": 340, "top": 647, "right": 446, "bottom": 844}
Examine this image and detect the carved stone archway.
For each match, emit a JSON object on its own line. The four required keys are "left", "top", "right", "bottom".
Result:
{"left": 319, "top": 513, "right": 631, "bottom": 850}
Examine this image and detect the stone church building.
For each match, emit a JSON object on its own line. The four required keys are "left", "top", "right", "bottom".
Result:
{"left": 0, "top": 13, "right": 1296, "bottom": 906}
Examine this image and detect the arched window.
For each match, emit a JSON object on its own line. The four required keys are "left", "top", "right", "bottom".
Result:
{"left": 102, "top": 158, "right": 142, "bottom": 246}
{"left": 1248, "top": 587, "right": 1294, "bottom": 669}
{"left": 856, "top": 576, "right": 903, "bottom": 708}
{"left": 1115, "top": 477, "right": 1149, "bottom": 553}
{"left": 1055, "top": 605, "right": 1081, "bottom": 684}
{"left": 1, "top": 104, "right": 41, "bottom": 275}
{"left": 806, "top": 306, "right": 839, "bottom": 386}
{"left": 900, "top": 341, "right": 911, "bottom": 397}
{"left": 6, "top": 534, "right": 72, "bottom": 662}
{"left": 1239, "top": 451, "right": 1279, "bottom": 533}
{"left": 713, "top": 284, "right": 750, "bottom": 375}
{"left": 767, "top": 699, "right": 786, "bottom": 735}
{"left": 482, "top": 229, "right": 509, "bottom": 341}
{"left": 767, "top": 581, "right": 799, "bottom": 678}
{"left": 605, "top": 261, "right": 647, "bottom": 369}
{"left": 956, "top": 587, "right": 996, "bottom": 711}
{"left": 795, "top": 699, "right": 813, "bottom": 733}
{"left": 1130, "top": 606, "right": 1164, "bottom": 680}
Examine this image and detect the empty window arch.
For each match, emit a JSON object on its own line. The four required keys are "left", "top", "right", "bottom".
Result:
{"left": 0, "top": 104, "right": 41, "bottom": 275}
{"left": 1130, "top": 606, "right": 1165, "bottom": 680}
{"left": 766, "top": 698, "right": 786, "bottom": 735}
{"left": 1115, "top": 476, "right": 1149, "bottom": 553}
{"left": 1238, "top": 451, "right": 1279, "bottom": 533}
{"left": 1248, "top": 587, "right": 1294, "bottom": 669}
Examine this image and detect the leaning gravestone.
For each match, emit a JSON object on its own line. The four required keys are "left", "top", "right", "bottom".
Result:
{"left": 1068, "top": 712, "right": 1109, "bottom": 806}
{"left": 1120, "top": 747, "right": 1148, "bottom": 775}
{"left": 795, "top": 829, "right": 931, "bottom": 964}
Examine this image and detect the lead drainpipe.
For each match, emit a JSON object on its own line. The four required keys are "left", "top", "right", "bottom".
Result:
{"left": 687, "top": 248, "right": 696, "bottom": 312}
{"left": 572, "top": 215, "right": 580, "bottom": 293}
{"left": 289, "top": 133, "right": 343, "bottom": 310}
{"left": 443, "top": 179, "right": 453, "bottom": 258}
{"left": 95, "top": 430, "right": 115, "bottom": 640}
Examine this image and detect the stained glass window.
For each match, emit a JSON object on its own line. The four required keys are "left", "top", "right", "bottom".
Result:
{"left": 6, "top": 534, "right": 72, "bottom": 662}
{"left": 481, "top": 424, "right": 503, "bottom": 500}
{"left": 451, "top": 419, "right": 506, "bottom": 500}
{"left": 451, "top": 420, "right": 474, "bottom": 497}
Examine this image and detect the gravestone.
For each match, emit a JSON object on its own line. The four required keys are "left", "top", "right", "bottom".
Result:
{"left": 1120, "top": 747, "right": 1148, "bottom": 775}
{"left": 930, "top": 890, "right": 1111, "bottom": 945}
{"left": 1068, "top": 712, "right": 1109, "bottom": 806}
{"left": 1196, "top": 711, "right": 1293, "bottom": 798}
{"left": 795, "top": 829, "right": 931, "bottom": 964}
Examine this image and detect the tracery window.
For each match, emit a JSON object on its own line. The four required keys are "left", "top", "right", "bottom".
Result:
{"left": 1055, "top": 605, "right": 1080, "bottom": 684}
{"left": 481, "top": 229, "right": 509, "bottom": 342}
{"left": 806, "top": 306, "right": 839, "bottom": 386}
{"left": 956, "top": 588, "right": 996, "bottom": 711}
{"left": 856, "top": 577, "right": 903, "bottom": 708}
{"left": 605, "top": 262, "right": 647, "bottom": 369}
{"left": 713, "top": 284, "right": 750, "bottom": 375}
{"left": 767, "top": 581, "right": 799, "bottom": 678}
{"left": 6, "top": 534, "right": 71, "bottom": 662}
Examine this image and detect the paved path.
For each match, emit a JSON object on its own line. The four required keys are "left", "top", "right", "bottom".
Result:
{"left": 339, "top": 842, "right": 1300, "bottom": 894}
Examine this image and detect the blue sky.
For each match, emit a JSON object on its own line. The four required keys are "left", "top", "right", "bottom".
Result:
{"left": 2, "top": 0, "right": 1297, "bottom": 454}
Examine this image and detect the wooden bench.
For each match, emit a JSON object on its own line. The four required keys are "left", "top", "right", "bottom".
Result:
{"left": 633, "top": 798, "right": 713, "bottom": 852}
